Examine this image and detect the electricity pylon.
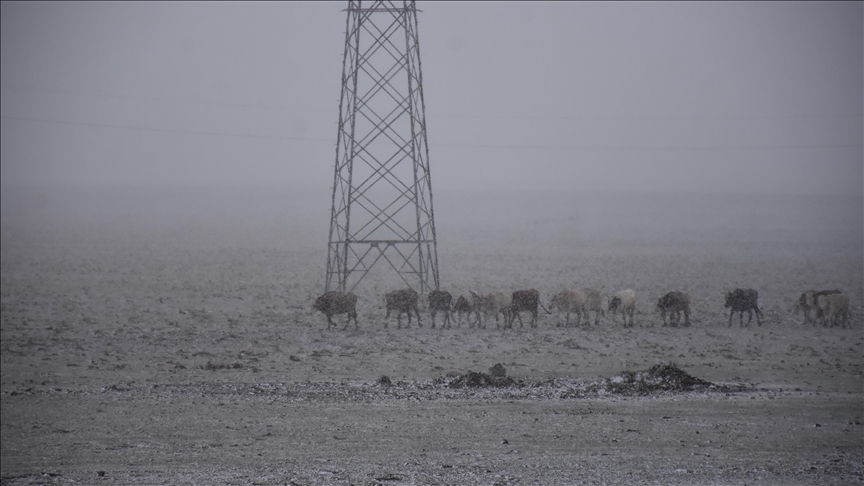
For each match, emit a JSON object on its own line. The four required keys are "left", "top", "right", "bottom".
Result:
{"left": 324, "top": 0, "right": 439, "bottom": 294}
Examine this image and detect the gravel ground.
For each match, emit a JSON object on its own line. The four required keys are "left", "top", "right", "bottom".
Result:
{"left": 2, "top": 187, "right": 862, "bottom": 485}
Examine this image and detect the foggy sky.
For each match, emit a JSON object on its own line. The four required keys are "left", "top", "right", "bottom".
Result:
{"left": 1, "top": 1, "right": 862, "bottom": 195}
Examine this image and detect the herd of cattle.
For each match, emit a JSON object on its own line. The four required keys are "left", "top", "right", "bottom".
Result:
{"left": 312, "top": 287, "right": 853, "bottom": 331}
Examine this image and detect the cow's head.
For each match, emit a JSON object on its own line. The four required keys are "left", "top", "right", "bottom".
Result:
{"left": 312, "top": 292, "right": 329, "bottom": 313}
{"left": 608, "top": 296, "right": 620, "bottom": 312}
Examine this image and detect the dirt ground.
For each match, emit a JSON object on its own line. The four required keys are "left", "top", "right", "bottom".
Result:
{"left": 1, "top": 187, "right": 862, "bottom": 485}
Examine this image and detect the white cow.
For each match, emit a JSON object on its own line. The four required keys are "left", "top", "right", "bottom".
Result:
{"left": 578, "top": 287, "right": 606, "bottom": 325}
{"left": 453, "top": 290, "right": 483, "bottom": 328}
{"left": 817, "top": 292, "right": 850, "bottom": 328}
{"left": 481, "top": 290, "right": 513, "bottom": 329}
{"left": 794, "top": 289, "right": 841, "bottom": 325}
{"left": 550, "top": 290, "right": 586, "bottom": 327}
{"left": 608, "top": 289, "right": 637, "bottom": 327}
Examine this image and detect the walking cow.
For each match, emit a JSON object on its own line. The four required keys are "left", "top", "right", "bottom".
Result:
{"left": 724, "top": 288, "right": 763, "bottom": 327}
{"left": 482, "top": 291, "right": 513, "bottom": 329}
{"left": 383, "top": 289, "right": 422, "bottom": 329}
{"left": 427, "top": 290, "right": 453, "bottom": 329}
{"left": 313, "top": 291, "right": 358, "bottom": 330}
{"left": 578, "top": 287, "right": 605, "bottom": 326}
{"left": 817, "top": 292, "right": 850, "bottom": 328}
{"left": 609, "top": 289, "right": 637, "bottom": 327}
{"left": 550, "top": 290, "right": 586, "bottom": 327}
{"left": 453, "top": 291, "right": 483, "bottom": 328}
{"left": 656, "top": 291, "right": 691, "bottom": 327}
{"left": 508, "top": 289, "right": 546, "bottom": 328}
{"left": 794, "top": 289, "right": 842, "bottom": 325}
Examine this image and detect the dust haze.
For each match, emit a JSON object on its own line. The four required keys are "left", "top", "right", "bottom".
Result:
{"left": 1, "top": 2, "right": 863, "bottom": 484}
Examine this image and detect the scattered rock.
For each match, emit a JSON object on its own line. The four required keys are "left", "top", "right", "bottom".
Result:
{"left": 377, "top": 375, "right": 392, "bottom": 387}
{"left": 448, "top": 370, "right": 519, "bottom": 389}
{"left": 489, "top": 363, "right": 507, "bottom": 377}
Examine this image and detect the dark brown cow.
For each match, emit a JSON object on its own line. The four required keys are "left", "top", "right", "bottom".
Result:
{"left": 724, "top": 288, "right": 763, "bottom": 327}
{"left": 384, "top": 289, "right": 421, "bottom": 329}
{"left": 508, "top": 289, "right": 542, "bottom": 328}
{"left": 656, "top": 291, "right": 691, "bottom": 327}
{"left": 313, "top": 291, "right": 358, "bottom": 330}
{"left": 427, "top": 290, "right": 453, "bottom": 329}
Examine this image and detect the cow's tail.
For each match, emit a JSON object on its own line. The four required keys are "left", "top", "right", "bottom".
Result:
{"left": 539, "top": 301, "right": 553, "bottom": 315}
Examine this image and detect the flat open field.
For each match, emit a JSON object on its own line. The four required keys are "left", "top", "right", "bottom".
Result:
{"left": 2, "top": 186, "right": 862, "bottom": 485}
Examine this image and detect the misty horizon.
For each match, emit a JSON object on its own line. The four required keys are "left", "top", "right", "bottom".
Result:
{"left": 1, "top": 2, "right": 861, "bottom": 197}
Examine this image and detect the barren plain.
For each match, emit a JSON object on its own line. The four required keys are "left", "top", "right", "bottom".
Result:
{"left": 2, "top": 186, "right": 862, "bottom": 485}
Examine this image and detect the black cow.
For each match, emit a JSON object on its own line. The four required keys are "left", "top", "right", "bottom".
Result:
{"left": 384, "top": 289, "right": 421, "bottom": 329}
{"left": 427, "top": 290, "right": 453, "bottom": 329}
{"left": 508, "top": 289, "right": 542, "bottom": 328}
{"left": 313, "top": 291, "right": 358, "bottom": 330}
{"left": 656, "top": 291, "right": 691, "bottom": 327}
{"left": 724, "top": 288, "right": 763, "bottom": 327}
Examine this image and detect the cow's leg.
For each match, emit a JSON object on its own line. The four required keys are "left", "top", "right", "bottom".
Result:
{"left": 430, "top": 310, "right": 436, "bottom": 329}
{"left": 728, "top": 311, "right": 734, "bottom": 327}
{"left": 755, "top": 308, "right": 763, "bottom": 326}
{"left": 327, "top": 314, "right": 335, "bottom": 330}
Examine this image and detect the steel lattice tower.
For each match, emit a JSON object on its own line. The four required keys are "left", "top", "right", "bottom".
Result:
{"left": 325, "top": 0, "right": 439, "bottom": 294}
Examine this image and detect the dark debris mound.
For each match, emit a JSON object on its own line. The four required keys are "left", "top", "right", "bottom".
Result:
{"left": 604, "top": 363, "right": 713, "bottom": 395}
{"left": 448, "top": 371, "right": 521, "bottom": 389}
{"left": 376, "top": 375, "right": 392, "bottom": 387}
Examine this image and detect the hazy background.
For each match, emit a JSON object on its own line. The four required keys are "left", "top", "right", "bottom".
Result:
{"left": 2, "top": 1, "right": 861, "bottom": 194}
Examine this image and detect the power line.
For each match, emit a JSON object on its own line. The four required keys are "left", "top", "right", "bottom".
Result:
{"left": 3, "top": 84, "right": 861, "bottom": 122}
{"left": 3, "top": 114, "right": 860, "bottom": 151}
{"left": 1, "top": 84, "right": 330, "bottom": 114}
{"left": 0, "top": 115, "right": 330, "bottom": 142}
